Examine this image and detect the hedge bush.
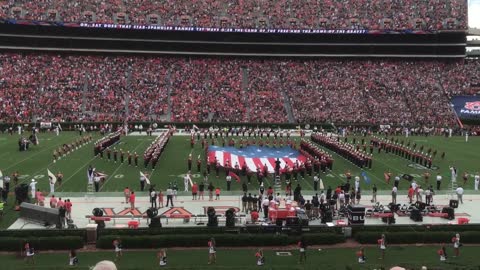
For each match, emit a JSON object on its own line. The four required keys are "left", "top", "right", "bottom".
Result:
{"left": 97, "top": 233, "right": 344, "bottom": 249}
{"left": 355, "top": 231, "right": 480, "bottom": 244}
{"left": 352, "top": 224, "right": 480, "bottom": 236}
{"left": 0, "top": 236, "right": 84, "bottom": 251}
{"left": 0, "top": 229, "right": 86, "bottom": 239}
{"left": 98, "top": 226, "right": 341, "bottom": 237}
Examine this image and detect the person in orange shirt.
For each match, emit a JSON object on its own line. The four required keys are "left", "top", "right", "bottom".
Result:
{"left": 123, "top": 187, "right": 130, "bottom": 204}
{"left": 408, "top": 186, "right": 415, "bottom": 203}
{"left": 129, "top": 192, "right": 136, "bottom": 210}
{"left": 215, "top": 187, "right": 220, "bottom": 200}
{"left": 158, "top": 190, "right": 164, "bottom": 208}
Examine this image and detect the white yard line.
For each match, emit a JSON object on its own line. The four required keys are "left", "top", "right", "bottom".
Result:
{"left": 98, "top": 139, "right": 149, "bottom": 191}
{"left": 3, "top": 135, "right": 73, "bottom": 171}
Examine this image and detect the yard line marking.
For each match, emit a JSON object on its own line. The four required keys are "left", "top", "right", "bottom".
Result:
{"left": 18, "top": 140, "right": 96, "bottom": 186}
{"left": 99, "top": 139, "right": 149, "bottom": 192}
{"left": 3, "top": 135, "right": 74, "bottom": 171}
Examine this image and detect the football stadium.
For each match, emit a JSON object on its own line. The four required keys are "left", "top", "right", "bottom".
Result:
{"left": 0, "top": 0, "right": 480, "bottom": 269}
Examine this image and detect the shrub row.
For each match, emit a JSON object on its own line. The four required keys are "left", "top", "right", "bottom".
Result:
{"left": 355, "top": 231, "right": 480, "bottom": 244}
{"left": 0, "top": 236, "right": 84, "bottom": 251}
{"left": 352, "top": 224, "right": 480, "bottom": 235}
{"left": 0, "top": 229, "right": 86, "bottom": 239}
{"left": 98, "top": 226, "right": 340, "bottom": 237}
{"left": 97, "top": 233, "right": 345, "bottom": 249}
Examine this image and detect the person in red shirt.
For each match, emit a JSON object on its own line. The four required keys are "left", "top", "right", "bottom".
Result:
{"left": 250, "top": 210, "right": 259, "bottom": 222}
{"left": 267, "top": 186, "right": 274, "bottom": 197}
{"left": 192, "top": 182, "right": 198, "bottom": 200}
{"left": 56, "top": 197, "right": 65, "bottom": 209}
{"left": 65, "top": 199, "right": 73, "bottom": 219}
{"left": 49, "top": 195, "right": 58, "bottom": 208}
{"left": 215, "top": 187, "right": 221, "bottom": 200}
{"left": 130, "top": 191, "right": 136, "bottom": 210}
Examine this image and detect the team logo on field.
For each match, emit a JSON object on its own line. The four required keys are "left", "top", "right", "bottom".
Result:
{"left": 464, "top": 102, "right": 480, "bottom": 111}
{"left": 407, "top": 163, "right": 439, "bottom": 170}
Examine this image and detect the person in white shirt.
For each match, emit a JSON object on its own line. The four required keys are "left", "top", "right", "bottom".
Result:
{"left": 261, "top": 197, "right": 270, "bottom": 219}
{"left": 391, "top": 186, "right": 398, "bottom": 204}
{"left": 411, "top": 180, "right": 417, "bottom": 191}
{"left": 49, "top": 177, "right": 55, "bottom": 194}
{"left": 436, "top": 174, "right": 442, "bottom": 190}
{"left": 183, "top": 174, "right": 191, "bottom": 192}
{"left": 416, "top": 186, "right": 424, "bottom": 202}
{"left": 313, "top": 175, "right": 319, "bottom": 191}
{"left": 354, "top": 176, "right": 360, "bottom": 192}
{"left": 474, "top": 173, "right": 479, "bottom": 191}
{"left": 450, "top": 167, "right": 457, "bottom": 183}
{"left": 456, "top": 186, "right": 464, "bottom": 204}
{"left": 226, "top": 175, "right": 232, "bottom": 191}
{"left": 29, "top": 179, "right": 37, "bottom": 199}
{"left": 338, "top": 191, "right": 345, "bottom": 208}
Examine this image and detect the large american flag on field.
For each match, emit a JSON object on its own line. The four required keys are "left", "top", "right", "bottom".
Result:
{"left": 208, "top": 145, "right": 306, "bottom": 173}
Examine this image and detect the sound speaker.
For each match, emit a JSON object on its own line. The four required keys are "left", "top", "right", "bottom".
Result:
{"left": 149, "top": 217, "right": 162, "bottom": 228}
{"left": 449, "top": 200, "right": 459, "bottom": 209}
{"left": 225, "top": 208, "right": 235, "bottom": 227}
{"left": 20, "top": 202, "right": 61, "bottom": 227}
{"left": 410, "top": 208, "right": 423, "bottom": 222}
{"left": 207, "top": 207, "right": 218, "bottom": 227}
{"left": 442, "top": 207, "right": 455, "bottom": 220}
{"left": 146, "top": 207, "right": 158, "bottom": 218}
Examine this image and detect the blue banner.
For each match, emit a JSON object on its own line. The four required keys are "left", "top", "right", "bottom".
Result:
{"left": 451, "top": 96, "right": 480, "bottom": 120}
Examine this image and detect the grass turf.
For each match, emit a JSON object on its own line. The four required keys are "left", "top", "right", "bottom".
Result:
{"left": 1, "top": 246, "right": 480, "bottom": 269}
{"left": 1, "top": 132, "right": 480, "bottom": 229}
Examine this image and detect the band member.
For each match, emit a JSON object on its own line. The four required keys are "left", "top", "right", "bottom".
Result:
{"left": 113, "top": 148, "right": 118, "bottom": 163}
{"left": 134, "top": 152, "right": 139, "bottom": 167}
{"left": 120, "top": 149, "right": 124, "bottom": 163}
{"left": 56, "top": 171, "right": 63, "bottom": 186}
{"left": 128, "top": 151, "right": 132, "bottom": 166}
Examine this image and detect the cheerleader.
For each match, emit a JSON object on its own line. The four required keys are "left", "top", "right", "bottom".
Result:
{"left": 69, "top": 249, "right": 79, "bottom": 266}
{"left": 356, "top": 247, "right": 366, "bottom": 263}
{"left": 255, "top": 249, "right": 265, "bottom": 266}
{"left": 158, "top": 249, "right": 167, "bottom": 266}
{"left": 437, "top": 245, "right": 447, "bottom": 261}
{"left": 378, "top": 234, "right": 386, "bottom": 260}
{"left": 208, "top": 238, "right": 216, "bottom": 265}
{"left": 24, "top": 242, "right": 35, "bottom": 265}
{"left": 113, "top": 239, "right": 123, "bottom": 261}
{"left": 452, "top": 233, "right": 461, "bottom": 257}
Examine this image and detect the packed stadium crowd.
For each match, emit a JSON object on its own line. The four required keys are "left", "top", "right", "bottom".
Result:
{"left": 0, "top": 53, "right": 479, "bottom": 126}
{"left": 0, "top": 0, "right": 467, "bottom": 30}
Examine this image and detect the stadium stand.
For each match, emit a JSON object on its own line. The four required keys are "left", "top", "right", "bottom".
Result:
{"left": 0, "top": 53, "right": 478, "bottom": 125}
{"left": 0, "top": 0, "right": 468, "bottom": 31}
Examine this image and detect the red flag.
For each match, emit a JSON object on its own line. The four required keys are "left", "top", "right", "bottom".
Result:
{"left": 229, "top": 171, "right": 241, "bottom": 183}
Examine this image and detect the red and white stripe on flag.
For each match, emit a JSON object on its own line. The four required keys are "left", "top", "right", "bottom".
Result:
{"left": 209, "top": 151, "right": 305, "bottom": 173}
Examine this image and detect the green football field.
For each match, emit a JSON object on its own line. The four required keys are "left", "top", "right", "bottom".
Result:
{"left": 1, "top": 246, "right": 480, "bottom": 270}
{"left": 1, "top": 131, "right": 479, "bottom": 194}
{"left": 1, "top": 131, "right": 480, "bottom": 229}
